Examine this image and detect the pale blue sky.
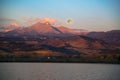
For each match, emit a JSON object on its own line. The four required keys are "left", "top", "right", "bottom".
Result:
{"left": 0, "top": 0, "right": 120, "bottom": 31}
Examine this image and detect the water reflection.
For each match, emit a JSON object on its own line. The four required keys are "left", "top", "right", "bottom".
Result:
{"left": 0, "top": 63, "right": 120, "bottom": 80}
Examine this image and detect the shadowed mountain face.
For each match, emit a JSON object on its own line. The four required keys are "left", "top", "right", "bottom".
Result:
{"left": 57, "top": 26, "right": 75, "bottom": 34}
{"left": 0, "top": 34, "right": 114, "bottom": 56}
{"left": 41, "top": 36, "right": 108, "bottom": 49}
{"left": 86, "top": 30, "right": 120, "bottom": 46}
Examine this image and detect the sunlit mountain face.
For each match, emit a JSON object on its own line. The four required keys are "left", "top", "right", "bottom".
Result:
{"left": 0, "top": 19, "right": 89, "bottom": 38}
{"left": 0, "top": 22, "right": 20, "bottom": 32}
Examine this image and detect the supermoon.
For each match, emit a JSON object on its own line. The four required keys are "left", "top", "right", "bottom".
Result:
{"left": 67, "top": 19, "right": 72, "bottom": 24}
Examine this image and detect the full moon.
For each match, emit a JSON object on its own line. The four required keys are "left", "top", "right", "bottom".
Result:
{"left": 67, "top": 19, "right": 72, "bottom": 24}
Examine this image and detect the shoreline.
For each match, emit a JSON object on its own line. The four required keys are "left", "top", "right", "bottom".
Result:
{"left": 0, "top": 61, "right": 120, "bottom": 64}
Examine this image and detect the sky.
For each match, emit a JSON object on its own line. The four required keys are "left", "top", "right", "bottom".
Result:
{"left": 0, "top": 0, "right": 120, "bottom": 31}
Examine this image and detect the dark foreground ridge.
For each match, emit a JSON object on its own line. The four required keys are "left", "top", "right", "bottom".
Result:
{"left": 0, "top": 57, "right": 120, "bottom": 64}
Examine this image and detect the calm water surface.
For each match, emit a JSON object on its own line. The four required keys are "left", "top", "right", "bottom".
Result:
{"left": 0, "top": 63, "right": 120, "bottom": 80}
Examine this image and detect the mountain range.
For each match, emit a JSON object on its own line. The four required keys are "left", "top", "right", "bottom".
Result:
{"left": 1, "top": 22, "right": 119, "bottom": 47}
{"left": 0, "top": 22, "right": 88, "bottom": 37}
{"left": 0, "top": 22, "right": 120, "bottom": 62}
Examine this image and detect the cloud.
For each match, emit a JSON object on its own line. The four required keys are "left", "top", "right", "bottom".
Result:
{"left": 42, "top": 18, "right": 61, "bottom": 25}
{"left": 0, "top": 22, "right": 20, "bottom": 32}
{"left": 3, "top": 22, "right": 20, "bottom": 28}
{"left": 22, "top": 17, "right": 61, "bottom": 25}
{"left": 8, "top": 22, "right": 20, "bottom": 27}
{"left": 0, "top": 18, "right": 15, "bottom": 22}
{"left": 22, "top": 17, "right": 39, "bottom": 23}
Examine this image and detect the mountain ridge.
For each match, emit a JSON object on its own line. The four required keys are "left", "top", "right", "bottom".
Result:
{"left": 86, "top": 30, "right": 120, "bottom": 46}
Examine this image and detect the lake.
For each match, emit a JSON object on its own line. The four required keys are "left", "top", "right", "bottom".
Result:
{"left": 0, "top": 63, "right": 120, "bottom": 80}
